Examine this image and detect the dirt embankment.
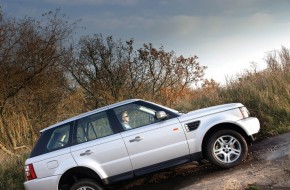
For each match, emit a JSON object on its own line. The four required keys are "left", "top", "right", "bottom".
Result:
{"left": 120, "top": 132, "right": 290, "bottom": 190}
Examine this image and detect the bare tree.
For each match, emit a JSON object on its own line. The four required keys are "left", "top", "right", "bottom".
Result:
{"left": 66, "top": 34, "right": 206, "bottom": 108}
{"left": 136, "top": 43, "right": 206, "bottom": 105}
{"left": 0, "top": 9, "right": 74, "bottom": 155}
{"left": 65, "top": 34, "right": 132, "bottom": 108}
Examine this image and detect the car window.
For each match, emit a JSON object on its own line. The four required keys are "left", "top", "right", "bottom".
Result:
{"left": 47, "top": 124, "right": 71, "bottom": 151}
{"left": 113, "top": 103, "right": 162, "bottom": 130}
{"left": 75, "top": 111, "right": 113, "bottom": 144}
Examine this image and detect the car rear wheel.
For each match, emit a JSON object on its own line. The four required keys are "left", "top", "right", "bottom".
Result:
{"left": 205, "top": 129, "right": 248, "bottom": 168}
{"left": 70, "top": 179, "right": 103, "bottom": 190}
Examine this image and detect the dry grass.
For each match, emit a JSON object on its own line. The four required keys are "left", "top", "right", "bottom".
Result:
{"left": 0, "top": 153, "right": 28, "bottom": 190}
{"left": 175, "top": 47, "right": 290, "bottom": 138}
{"left": 1, "top": 47, "right": 289, "bottom": 190}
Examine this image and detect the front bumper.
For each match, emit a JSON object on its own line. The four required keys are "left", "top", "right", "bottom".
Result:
{"left": 236, "top": 117, "right": 260, "bottom": 137}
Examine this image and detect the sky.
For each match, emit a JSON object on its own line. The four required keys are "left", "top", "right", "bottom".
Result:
{"left": 2, "top": 0, "right": 290, "bottom": 83}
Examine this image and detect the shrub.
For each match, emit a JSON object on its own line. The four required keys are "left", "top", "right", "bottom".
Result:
{"left": 175, "top": 47, "right": 290, "bottom": 138}
{"left": 0, "top": 154, "right": 28, "bottom": 190}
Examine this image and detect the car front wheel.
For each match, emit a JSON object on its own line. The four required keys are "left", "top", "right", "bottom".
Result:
{"left": 70, "top": 179, "right": 103, "bottom": 190}
{"left": 205, "top": 129, "right": 248, "bottom": 168}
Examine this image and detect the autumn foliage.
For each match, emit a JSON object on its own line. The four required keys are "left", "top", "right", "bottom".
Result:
{"left": 0, "top": 10, "right": 206, "bottom": 155}
{"left": 0, "top": 9, "right": 289, "bottom": 159}
{"left": 66, "top": 35, "right": 206, "bottom": 108}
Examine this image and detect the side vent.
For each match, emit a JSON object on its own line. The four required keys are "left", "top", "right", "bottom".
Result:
{"left": 185, "top": 121, "right": 200, "bottom": 132}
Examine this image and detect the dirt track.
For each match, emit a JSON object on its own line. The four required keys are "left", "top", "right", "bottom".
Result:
{"left": 119, "top": 132, "right": 290, "bottom": 190}
{"left": 1, "top": 132, "right": 289, "bottom": 190}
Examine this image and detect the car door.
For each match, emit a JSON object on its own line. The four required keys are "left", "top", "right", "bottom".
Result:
{"left": 70, "top": 110, "right": 133, "bottom": 183}
{"left": 112, "top": 102, "right": 190, "bottom": 176}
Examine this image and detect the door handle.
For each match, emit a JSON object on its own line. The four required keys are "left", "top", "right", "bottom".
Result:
{"left": 129, "top": 136, "right": 143, "bottom": 142}
{"left": 80, "top": 150, "right": 93, "bottom": 156}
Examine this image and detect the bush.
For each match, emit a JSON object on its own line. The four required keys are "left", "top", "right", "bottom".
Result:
{"left": 175, "top": 47, "right": 290, "bottom": 138}
{"left": 0, "top": 154, "right": 28, "bottom": 190}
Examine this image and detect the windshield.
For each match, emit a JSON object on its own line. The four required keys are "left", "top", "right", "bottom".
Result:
{"left": 144, "top": 100, "right": 182, "bottom": 116}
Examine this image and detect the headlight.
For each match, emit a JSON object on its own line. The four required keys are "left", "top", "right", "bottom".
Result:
{"left": 239, "top": 106, "right": 250, "bottom": 118}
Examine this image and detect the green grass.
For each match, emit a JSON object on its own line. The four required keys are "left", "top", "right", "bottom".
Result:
{"left": 245, "top": 184, "right": 260, "bottom": 190}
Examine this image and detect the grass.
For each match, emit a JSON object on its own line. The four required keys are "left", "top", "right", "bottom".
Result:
{"left": 175, "top": 47, "right": 290, "bottom": 138}
{"left": 245, "top": 184, "right": 260, "bottom": 190}
{"left": 0, "top": 153, "right": 28, "bottom": 190}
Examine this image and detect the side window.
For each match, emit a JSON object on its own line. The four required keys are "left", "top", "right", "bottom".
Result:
{"left": 75, "top": 111, "right": 113, "bottom": 144}
{"left": 113, "top": 103, "right": 159, "bottom": 130}
{"left": 47, "top": 124, "right": 71, "bottom": 151}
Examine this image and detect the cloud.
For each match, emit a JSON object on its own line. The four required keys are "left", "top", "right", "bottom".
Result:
{"left": 44, "top": 0, "right": 138, "bottom": 6}
{"left": 81, "top": 13, "right": 201, "bottom": 43}
{"left": 158, "top": 15, "right": 201, "bottom": 36}
{"left": 80, "top": 10, "right": 278, "bottom": 48}
{"left": 246, "top": 13, "right": 273, "bottom": 26}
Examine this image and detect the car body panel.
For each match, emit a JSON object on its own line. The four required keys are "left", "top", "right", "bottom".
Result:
{"left": 24, "top": 147, "right": 76, "bottom": 190}
{"left": 70, "top": 133, "right": 132, "bottom": 179}
{"left": 235, "top": 117, "right": 260, "bottom": 135}
{"left": 184, "top": 103, "right": 243, "bottom": 118}
{"left": 25, "top": 147, "right": 77, "bottom": 178}
{"left": 24, "top": 175, "right": 60, "bottom": 190}
{"left": 178, "top": 108, "right": 245, "bottom": 153}
{"left": 121, "top": 118, "right": 189, "bottom": 171}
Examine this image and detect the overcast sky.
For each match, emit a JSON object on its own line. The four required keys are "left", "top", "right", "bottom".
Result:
{"left": 2, "top": 0, "right": 290, "bottom": 83}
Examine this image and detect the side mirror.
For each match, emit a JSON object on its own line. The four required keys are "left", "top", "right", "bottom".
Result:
{"left": 156, "top": 111, "right": 168, "bottom": 120}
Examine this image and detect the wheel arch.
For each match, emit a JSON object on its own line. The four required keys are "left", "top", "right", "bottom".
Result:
{"left": 58, "top": 166, "right": 103, "bottom": 190}
{"left": 201, "top": 122, "right": 251, "bottom": 159}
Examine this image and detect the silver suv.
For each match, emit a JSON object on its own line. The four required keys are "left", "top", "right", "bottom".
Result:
{"left": 24, "top": 99, "right": 260, "bottom": 190}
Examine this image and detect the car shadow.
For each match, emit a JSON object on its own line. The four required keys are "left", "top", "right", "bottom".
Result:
{"left": 113, "top": 140, "right": 269, "bottom": 190}
{"left": 113, "top": 162, "right": 225, "bottom": 190}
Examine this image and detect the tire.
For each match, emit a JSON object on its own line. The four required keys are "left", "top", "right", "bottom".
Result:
{"left": 70, "top": 179, "right": 104, "bottom": 190}
{"left": 205, "top": 129, "right": 248, "bottom": 168}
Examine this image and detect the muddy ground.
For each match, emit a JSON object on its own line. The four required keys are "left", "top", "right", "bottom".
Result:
{"left": 117, "top": 132, "right": 290, "bottom": 190}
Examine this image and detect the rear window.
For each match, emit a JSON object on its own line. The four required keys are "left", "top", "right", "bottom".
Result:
{"left": 47, "top": 124, "right": 70, "bottom": 150}
{"left": 29, "top": 123, "right": 72, "bottom": 158}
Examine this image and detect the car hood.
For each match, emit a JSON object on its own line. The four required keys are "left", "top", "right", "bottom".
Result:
{"left": 178, "top": 103, "right": 243, "bottom": 121}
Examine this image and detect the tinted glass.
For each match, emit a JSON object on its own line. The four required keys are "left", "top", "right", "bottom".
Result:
{"left": 75, "top": 111, "right": 113, "bottom": 144}
{"left": 29, "top": 123, "right": 72, "bottom": 158}
{"left": 47, "top": 124, "right": 70, "bottom": 150}
{"left": 113, "top": 103, "right": 170, "bottom": 130}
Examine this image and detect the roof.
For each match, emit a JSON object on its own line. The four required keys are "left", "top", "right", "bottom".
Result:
{"left": 41, "top": 99, "right": 140, "bottom": 132}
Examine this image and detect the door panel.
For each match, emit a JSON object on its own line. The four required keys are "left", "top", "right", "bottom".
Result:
{"left": 121, "top": 118, "right": 189, "bottom": 171}
{"left": 70, "top": 111, "right": 132, "bottom": 179}
{"left": 70, "top": 134, "right": 132, "bottom": 178}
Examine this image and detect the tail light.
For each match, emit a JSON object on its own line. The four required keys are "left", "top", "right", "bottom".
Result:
{"left": 25, "top": 164, "right": 37, "bottom": 181}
